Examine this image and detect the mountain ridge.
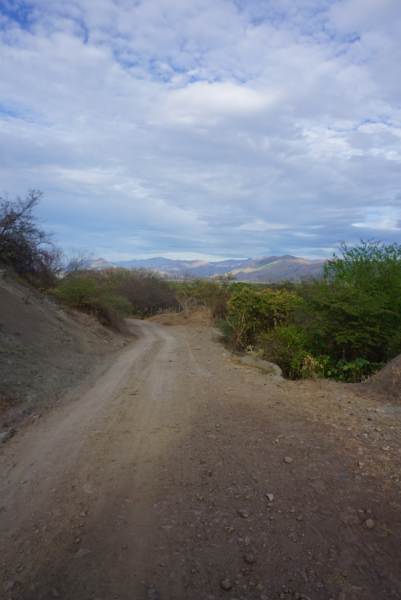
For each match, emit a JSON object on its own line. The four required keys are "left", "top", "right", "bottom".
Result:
{"left": 87, "top": 255, "right": 325, "bottom": 283}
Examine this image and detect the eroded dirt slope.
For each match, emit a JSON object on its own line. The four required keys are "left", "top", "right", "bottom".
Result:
{"left": 1, "top": 319, "right": 401, "bottom": 600}
{"left": 0, "top": 271, "right": 126, "bottom": 425}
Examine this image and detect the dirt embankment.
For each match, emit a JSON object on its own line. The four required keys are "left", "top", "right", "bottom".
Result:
{"left": 361, "top": 355, "right": 401, "bottom": 403}
{"left": 0, "top": 270, "right": 127, "bottom": 428}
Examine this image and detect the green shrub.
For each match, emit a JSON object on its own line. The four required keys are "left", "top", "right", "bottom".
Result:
{"left": 224, "top": 286, "right": 301, "bottom": 350}
{"left": 324, "top": 357, "right": 383, "bottom": 382}
{"left": 298, "top": 241, "right": 401, "bottom": 365}
{"left": 54, "top": 276, "right": 98, "bottom": 309}
{"left": 99, "top": 292, "right": 132, "bottom": 316}
{"left": 53, "top": 273, "right": 131, "bottom": 330}
{"left": 260, "top": 324, "right": 310, "bottom": 379}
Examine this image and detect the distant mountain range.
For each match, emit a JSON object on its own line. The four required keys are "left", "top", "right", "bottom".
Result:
{"left": 87, "top": 255, "right": 325, "bottom": 283}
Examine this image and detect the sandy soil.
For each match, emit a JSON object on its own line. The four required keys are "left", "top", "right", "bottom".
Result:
{"left": 1, "top": 319, "right": 401, "bottom": 600}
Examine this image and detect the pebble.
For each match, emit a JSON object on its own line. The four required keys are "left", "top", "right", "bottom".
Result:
{"left": 243, "top": 553, "right": 256, "bottom": 565}
{"left": 75, "top": 548, "right": 91, "bottom": 558}
{"left": 0, "top": 429, "right": 15, "bottom": 444}
{"left": 220, "top": 578, "right": 233, "bottom": 591}
{"left": 147, "top": 586, "right": 161, "bottom": 600}
{"left": 284, "top": 456, "right": 293, "bottom": 464}
{"left": 237, "top": 509, "right": 250, "bottom": 519}
{"left": 3, "top": 580, "right": 16, "bottom": 592}
{"left": 365, "top": 518, "right": 375, "bottom": 529}
{"left": 266, "top": 493, "right": 274, "bottom": 502}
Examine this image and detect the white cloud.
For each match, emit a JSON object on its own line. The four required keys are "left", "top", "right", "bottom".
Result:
{"left": 352, "top": 208, "right": 401, "bottom": 232}
{"left": 238, "top": 220, "right": 288, "bottom": 232}
{"left": 163, "top": 81, "right": 276, "bottom": 126}
{"left": 0, "top": 0, "right": 400, "bottom": 259}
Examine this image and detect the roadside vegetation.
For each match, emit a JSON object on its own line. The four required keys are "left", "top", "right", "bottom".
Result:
{"left": 173, "top": 241, "right": 401, "bottom": 382}
{"left": 54, "top": 269, "right": 179, "bottom": 329}
{"left": 2, "top": 191, "right": 401, "bottom": 382}
{"left": 205, "top": 242, "right": 401, "bottom": 381}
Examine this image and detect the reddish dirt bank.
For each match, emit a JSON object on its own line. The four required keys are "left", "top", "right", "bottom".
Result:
{"left": 1, "top": 319, "right": 401, "bottom": 600}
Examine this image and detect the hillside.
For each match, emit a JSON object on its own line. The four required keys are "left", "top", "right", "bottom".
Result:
{"left": 232, "top": 256, "right": 325, "bottom": 282}
{"left": 89, "top": 255, "right": 325, "bottom": 282}
{"left": 0, "top": 270, "right": 126, "bottom": 427}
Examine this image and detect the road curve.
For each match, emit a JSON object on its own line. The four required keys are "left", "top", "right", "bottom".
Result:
{"left": 1, "top": 319, "right": 401, "bottom": 600}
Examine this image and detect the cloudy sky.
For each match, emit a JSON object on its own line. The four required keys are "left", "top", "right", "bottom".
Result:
{"left": 1, "top": 0, "right": 401, "bottom": 260}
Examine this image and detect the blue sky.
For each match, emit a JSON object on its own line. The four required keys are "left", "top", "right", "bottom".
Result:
{"left": 1, "top": 0, "right": 400, "bottom": 260}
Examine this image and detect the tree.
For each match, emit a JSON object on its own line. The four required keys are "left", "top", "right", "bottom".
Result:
{"left": 0, "top": 190, "right": 61, "bottom": 286}
{"left": 63, "top": 250, "right": 93, "bottom": 274}
{"left": 304, "top": 240, "right": 401, "bottom": 364}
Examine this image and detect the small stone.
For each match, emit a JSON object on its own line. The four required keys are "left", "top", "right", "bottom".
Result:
{"left": 243, "top": 553, "right": 256, "bottom": 565}
{"left": 266, "top": 493, "right": 274, "bottom": 502}
{"left": 365, "top": 518, "right": 375, "bottom": 529}
{"left": 237, "top": 509, "right": 250, "bottom": 519}
{"left": 220, "top": 578, "right": 233, "bottom": 591}
{"left": 75, "top": 548, "right": 91, "bottom": 558}
{"left": 0, "top": 429, "right": 15, "bottom": 444}
{"left": 3, "top": 580, "right": 16, "bottom": 592}
{"left": 284, "top": 456, "right": 293, "bottom": 464}
{"left": 147, "top": 586, "right": 161, "bottom": 600}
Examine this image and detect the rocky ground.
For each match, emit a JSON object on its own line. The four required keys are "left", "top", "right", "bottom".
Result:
{"left": 1, "top": 316, "right": 401, "bottom": 600}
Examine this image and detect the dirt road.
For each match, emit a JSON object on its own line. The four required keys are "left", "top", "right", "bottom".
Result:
{"left": 1, "top": 319, "right": 401, "bottom": 600}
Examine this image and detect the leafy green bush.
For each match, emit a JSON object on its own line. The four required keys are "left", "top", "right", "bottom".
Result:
{"left": 299, "top": 241, "right": 401, "bottom": 366}
{"left": 223, "top": 286, "right": 301, "bottom": 350}
{"left": 260, "top": 324, "right": 317, "bottom": 379}
{"left": 325, "top": 357, "right": 383, "bottom": 382}
{"left": 53, "top": 273, "right": 131, "bottom": 330}
{"left": 54, "top": 276, "right": 98, "bottom": 309}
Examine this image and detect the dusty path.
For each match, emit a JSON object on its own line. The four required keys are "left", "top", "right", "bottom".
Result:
{"left": 1, "top": 319, "right": 401, "bottom": 600}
